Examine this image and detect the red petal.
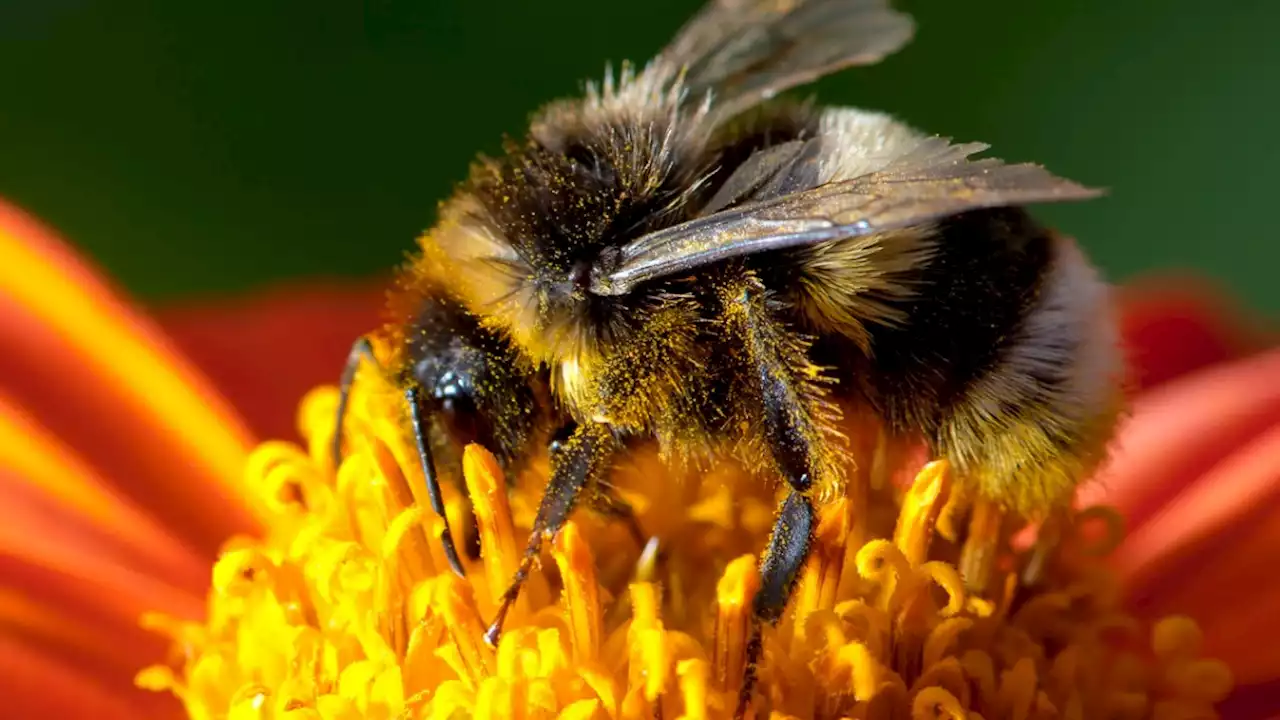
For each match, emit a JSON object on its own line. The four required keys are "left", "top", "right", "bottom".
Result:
{"left": 1080, "top": 347, "right": 1280, "bottom": 532}
{"left": 0, "top": 393, "right": 208, "bottom": 592}
{"left": 1113, "top": 419, "right": 1280, "bottom": 683}
{"left": 1117, "top": 274, "right": 1272, "bottom": 392}
{"left": 0, "top": 631, "right": 185, "bottom": 720}
{"left": 1219, "top": 678, "right": 1280, "bottom": 720}
{"left": 154, "top": 281, "right": 386, "bottom": 441}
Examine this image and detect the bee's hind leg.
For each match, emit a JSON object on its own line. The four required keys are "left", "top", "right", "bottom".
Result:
{"left": 718, "top": 276, "right": 824, "bottom": 719}
{"left": 485, "top": 420, "right": 618, "bottom": 647}
{"left": 742, "top": 492, "right": 815, "bottom": 705}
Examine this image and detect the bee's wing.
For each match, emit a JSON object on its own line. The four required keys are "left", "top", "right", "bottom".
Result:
{"left": 658, "top": 0, "right": 914, "bottom": 118}
{"left": 588, "top": 137, "right": 1102, "bottom": 296}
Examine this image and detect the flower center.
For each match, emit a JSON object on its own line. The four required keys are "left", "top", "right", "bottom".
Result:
{"left": 136, "top": 377, "right": 1233, "bottom": 719}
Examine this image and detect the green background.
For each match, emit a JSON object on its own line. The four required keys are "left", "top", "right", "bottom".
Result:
{"left": 1, "top": 0, "right": 1276, "bottom": 310}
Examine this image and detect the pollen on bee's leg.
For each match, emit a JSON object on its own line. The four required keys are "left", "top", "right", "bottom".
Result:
{"left": 893, "top": 460, "right": 951, "bottom": 567}
{"left": 463, "top": 445, "right": 522, "bottom": 613}
{"left": 551, "top": 521, "right": 601, "bottom": 663}
{"left": 711, "top": 555, "right": 760, "bottom": 694}
{"left": 959, "top": 497, "right": 1004, "bottom": 595}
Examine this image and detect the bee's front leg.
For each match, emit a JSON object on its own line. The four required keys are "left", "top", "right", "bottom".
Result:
{"left": 484, "top": 419, "right": 617, "bottom": 647}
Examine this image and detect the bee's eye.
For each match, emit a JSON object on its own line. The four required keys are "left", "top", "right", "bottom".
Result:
{"left": 439, "top": 394, "right": 475, "bottom": 417}
{"left": 438, "top": 392, "right": 480, "bottom": 444}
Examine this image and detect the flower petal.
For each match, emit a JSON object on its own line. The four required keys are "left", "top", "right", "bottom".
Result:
{"left": 155, "top": 281, "right": 385, "bottom": 441}
{"left": 0, "top": 635, "right": 176, "bottom": 720}
{"left": 1117, "top": 274, "right": 1272, "bottom": 392}
{"left": 1219, "top": 678, "right": 1280, "bottom": 720}
{"left": 0, "top": 200, "right": 261, "bottom": 554}
{"left": 1080, "top": 347, "right": 1280, "bottom": 532}
{"left": 0, "top": 392, "right": 208, "bottom": 591}
{"left": 1114, "top": 419, "right": 1280, "bottom": 683}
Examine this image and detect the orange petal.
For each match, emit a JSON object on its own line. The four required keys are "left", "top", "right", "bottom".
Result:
{"left": 0, "top": 392, "right": 207, "bottom": 592}
{"left": 0, "top": 468, "right": 206, "bottom": 628}
{"left": 1081, "top": 347, "right": 1280, "bottom": 530}
{"left": 0, "top": 200, "right": 260, "bottom": 554}
{"left": 156, "top": 281, "right": 385, "bottom": 441}
{"left": 0, "top": 634, "right": 181, "bottom": 720}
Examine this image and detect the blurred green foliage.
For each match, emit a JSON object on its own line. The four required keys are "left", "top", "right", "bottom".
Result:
{"left": 1, "top": 0, "right": 1276, "bottom": 309}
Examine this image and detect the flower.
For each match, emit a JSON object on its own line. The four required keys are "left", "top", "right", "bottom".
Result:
{"left": 0, "top": 196, "right": 1273, "bottom": 719}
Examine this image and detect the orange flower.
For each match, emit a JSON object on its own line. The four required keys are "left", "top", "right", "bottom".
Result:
{"left": 0, "top": 196, "right": 1273, "bottom": 719}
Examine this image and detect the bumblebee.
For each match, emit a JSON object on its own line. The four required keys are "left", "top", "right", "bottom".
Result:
{"left": 334, "top": 0, "right": 1122, "bottom": 711}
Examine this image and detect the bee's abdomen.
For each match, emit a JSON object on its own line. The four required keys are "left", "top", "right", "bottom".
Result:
{"left": 856, "top": 208, "right": 1054, "bottom": 426}
{"left": 853, "top": 208, "right": 1122, "bottom": 512}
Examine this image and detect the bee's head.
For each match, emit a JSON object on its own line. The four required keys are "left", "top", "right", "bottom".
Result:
{"left": 391, "top": 289, "right": 541, "bottom": 472}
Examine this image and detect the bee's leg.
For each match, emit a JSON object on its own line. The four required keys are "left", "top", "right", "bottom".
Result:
{"left": 485, "top": 420, "right": 617, "bottom": 646}
{"left": 740, "top": 491, "right": 815, "bottom": 710}
{"left": 719, "top": 277, "right": 823, "bottom": 718}
{"left": 549, "top": 421, "right": 646, "bottom": 548}
{"left": 332, "top": 335, "right": 379, "bottom": 469}
{"left": 405, "top": 385, "right": 467, "bottom": 578}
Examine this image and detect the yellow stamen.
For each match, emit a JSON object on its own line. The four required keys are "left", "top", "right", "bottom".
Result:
{"left": 137, "top": 378, "right": 1235, "bottom": 720}
{"left": 628, "top": 582, "right": 670, "bottom": 702}
{"left": 793, "top": 498, "right": 851, "bottom": 624}
{"left": 433, "top": 574, "right": 493, "bottom": 688}
{"left": 959, "top": 497, "right": 1004, "bottom": 595}
{"left": 551, "top": 522, "right": 602, "bottom": 663}
{"left": 712, "top": 555, "right": 760, "bottom": 694}
{"left": 893, "top": 460, "right": 951, "bottom": 567}
{"left": 464, "top": 445, "right": 522, "bottom": 612}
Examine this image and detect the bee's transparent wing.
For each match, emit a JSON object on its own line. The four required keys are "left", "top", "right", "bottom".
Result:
{"left": 589, "top": 138, "right": 1102, "bottom": 296}
{"left": 659, "top": 0, "right": 914, "bottom": 118}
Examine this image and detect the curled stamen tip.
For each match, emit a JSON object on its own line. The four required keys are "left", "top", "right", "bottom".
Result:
{"left": 298, "top": 385, "right": 340, "bottom": 441}
{"left": 856, "top": 539, "right": 908, "bottom": 581}
{"left": 911, "top": 686, "right": 966, "bottom": 720}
